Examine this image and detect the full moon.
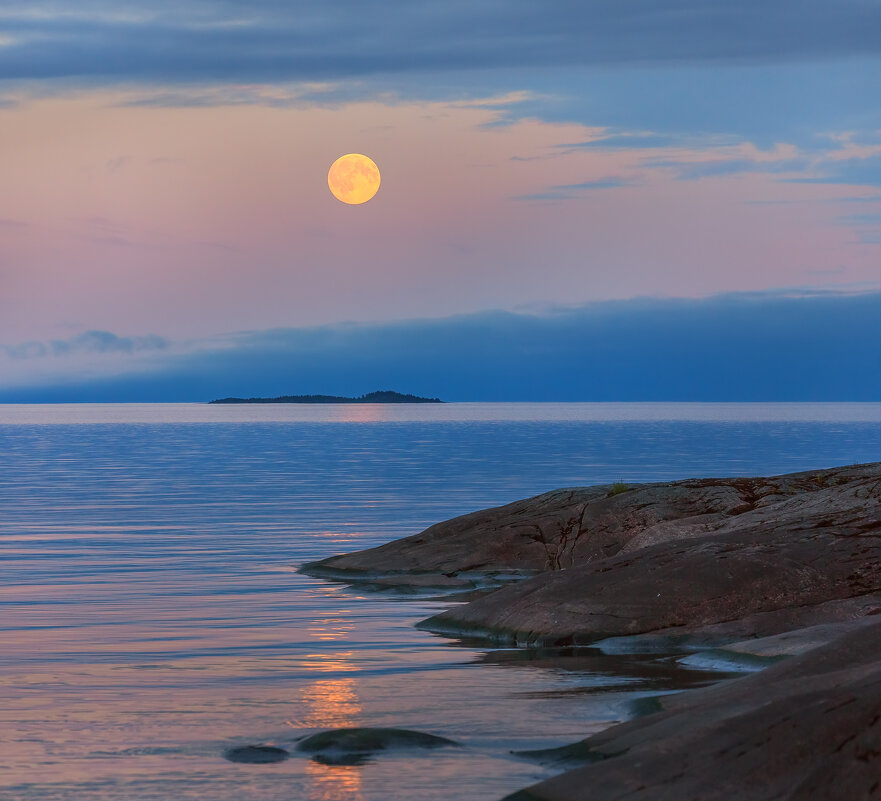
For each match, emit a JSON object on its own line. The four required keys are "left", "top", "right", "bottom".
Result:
{"left": 327, "top": 153, "right": 381, "bottom": 205}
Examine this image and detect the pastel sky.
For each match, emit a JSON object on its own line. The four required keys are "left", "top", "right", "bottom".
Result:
{"left": 1, "top": 1, "right": 879, "bottom": 398}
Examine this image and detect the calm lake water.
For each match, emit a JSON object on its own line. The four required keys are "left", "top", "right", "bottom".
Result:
{"left": 1, "top": 403, "right": 879, "bottom": 800}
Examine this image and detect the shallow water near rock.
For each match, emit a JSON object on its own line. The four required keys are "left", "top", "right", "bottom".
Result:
{"left": 1, "top": 402, "right": 878, "bottom": 800}
{"left": 224, "top": 744, "right": 290, "bottom": 764}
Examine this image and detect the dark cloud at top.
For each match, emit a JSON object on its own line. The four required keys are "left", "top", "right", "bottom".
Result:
{"left": 3, "top": 291, "right": 878, "bottom": 402}
{"left": 1, "top": 2, "right": 877, "bottom": 149}
{"left": 0, "top": 1, "right": 879, "bottom": 84}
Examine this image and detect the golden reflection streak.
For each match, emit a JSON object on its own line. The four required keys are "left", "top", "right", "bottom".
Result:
{"left": 307, "top": 614, "right": 355, "bottom": 641}
{"left": 296, "top": 610, "right": 364, "bottom": 800}
{"left": 304, "top": 760, "right": 365, "bottom": 801}
{"left": 299, "top": 676, "right": 361, "bottom": 729}
{"left": 299, "top": 652, "right": 359, "bottom": 673}
{"left": 326, "top": 403, "right": 389, "bottom": 423}
{"left": 297, "top": 677, "right": 364, "bottom": 800}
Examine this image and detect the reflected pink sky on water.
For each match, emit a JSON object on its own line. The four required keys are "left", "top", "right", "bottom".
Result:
{"left": 0, "top": 564, "right": 629, "bottom": 799}
{"left": 2, "top": 405, "right": 879, "bottom": 798}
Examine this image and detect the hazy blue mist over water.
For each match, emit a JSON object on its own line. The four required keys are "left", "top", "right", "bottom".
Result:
{"left": 1, "top": 403, "right": 879, "bottom": 800}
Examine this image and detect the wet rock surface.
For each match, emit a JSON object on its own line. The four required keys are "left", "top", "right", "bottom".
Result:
{"left": 295, "top": 727, "right": 457, "bottom": 765}
{"left": 504, "top": 619, "right": 881, "bottom": 801}
{"left": 223, "top": 744, "right": 289, "bottom": 764}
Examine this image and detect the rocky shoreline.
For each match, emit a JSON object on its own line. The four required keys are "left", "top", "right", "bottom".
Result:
{"left": 302, "top": 462, "right": 881, "bottom": 800}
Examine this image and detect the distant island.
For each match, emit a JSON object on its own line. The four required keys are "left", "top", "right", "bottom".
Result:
{"left": 209, "top": 390, "right": 443, "bottom": 404}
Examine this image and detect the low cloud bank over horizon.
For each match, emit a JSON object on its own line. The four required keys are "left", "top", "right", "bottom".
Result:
{"left": 1, "top": 290, "right": 879, "bottom": 403}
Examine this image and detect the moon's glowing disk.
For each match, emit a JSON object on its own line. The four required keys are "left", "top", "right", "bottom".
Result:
{"left": 328, "top": 154, "right": 381, "bottom": 205}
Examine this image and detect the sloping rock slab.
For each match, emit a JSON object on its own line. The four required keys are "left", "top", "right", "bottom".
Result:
{"left": 420, "top": 469, "right": 881, "bottom": 645}
{"left": 503, "top": 619, "right": 881, "bottom": 801}
{"left": 302, "top": 464, "right": 879, "bottom": 587}
{"left": 420, "top": 524, "right": 881, "bottom": 646}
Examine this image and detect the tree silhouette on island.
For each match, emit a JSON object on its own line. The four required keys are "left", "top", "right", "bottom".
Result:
{"left": 209, "top": 390, "right": 443, "bottom": 404}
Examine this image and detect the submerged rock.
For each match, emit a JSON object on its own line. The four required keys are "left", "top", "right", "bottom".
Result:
{"left": 223, "top": 744, "right": 289, "bottom": 764}
{"left": 296, "top": 727, "right": 457, "bottom": 765}
{"left": 513, "top": 739, "right": 607, "bottom": 767}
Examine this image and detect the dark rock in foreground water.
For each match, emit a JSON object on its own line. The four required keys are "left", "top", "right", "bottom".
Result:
{"left": 296, "top": 727, "right": 457, "bottom": 765}
{"left": 224, "top": 744, "right": 289, "bottom": 764}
